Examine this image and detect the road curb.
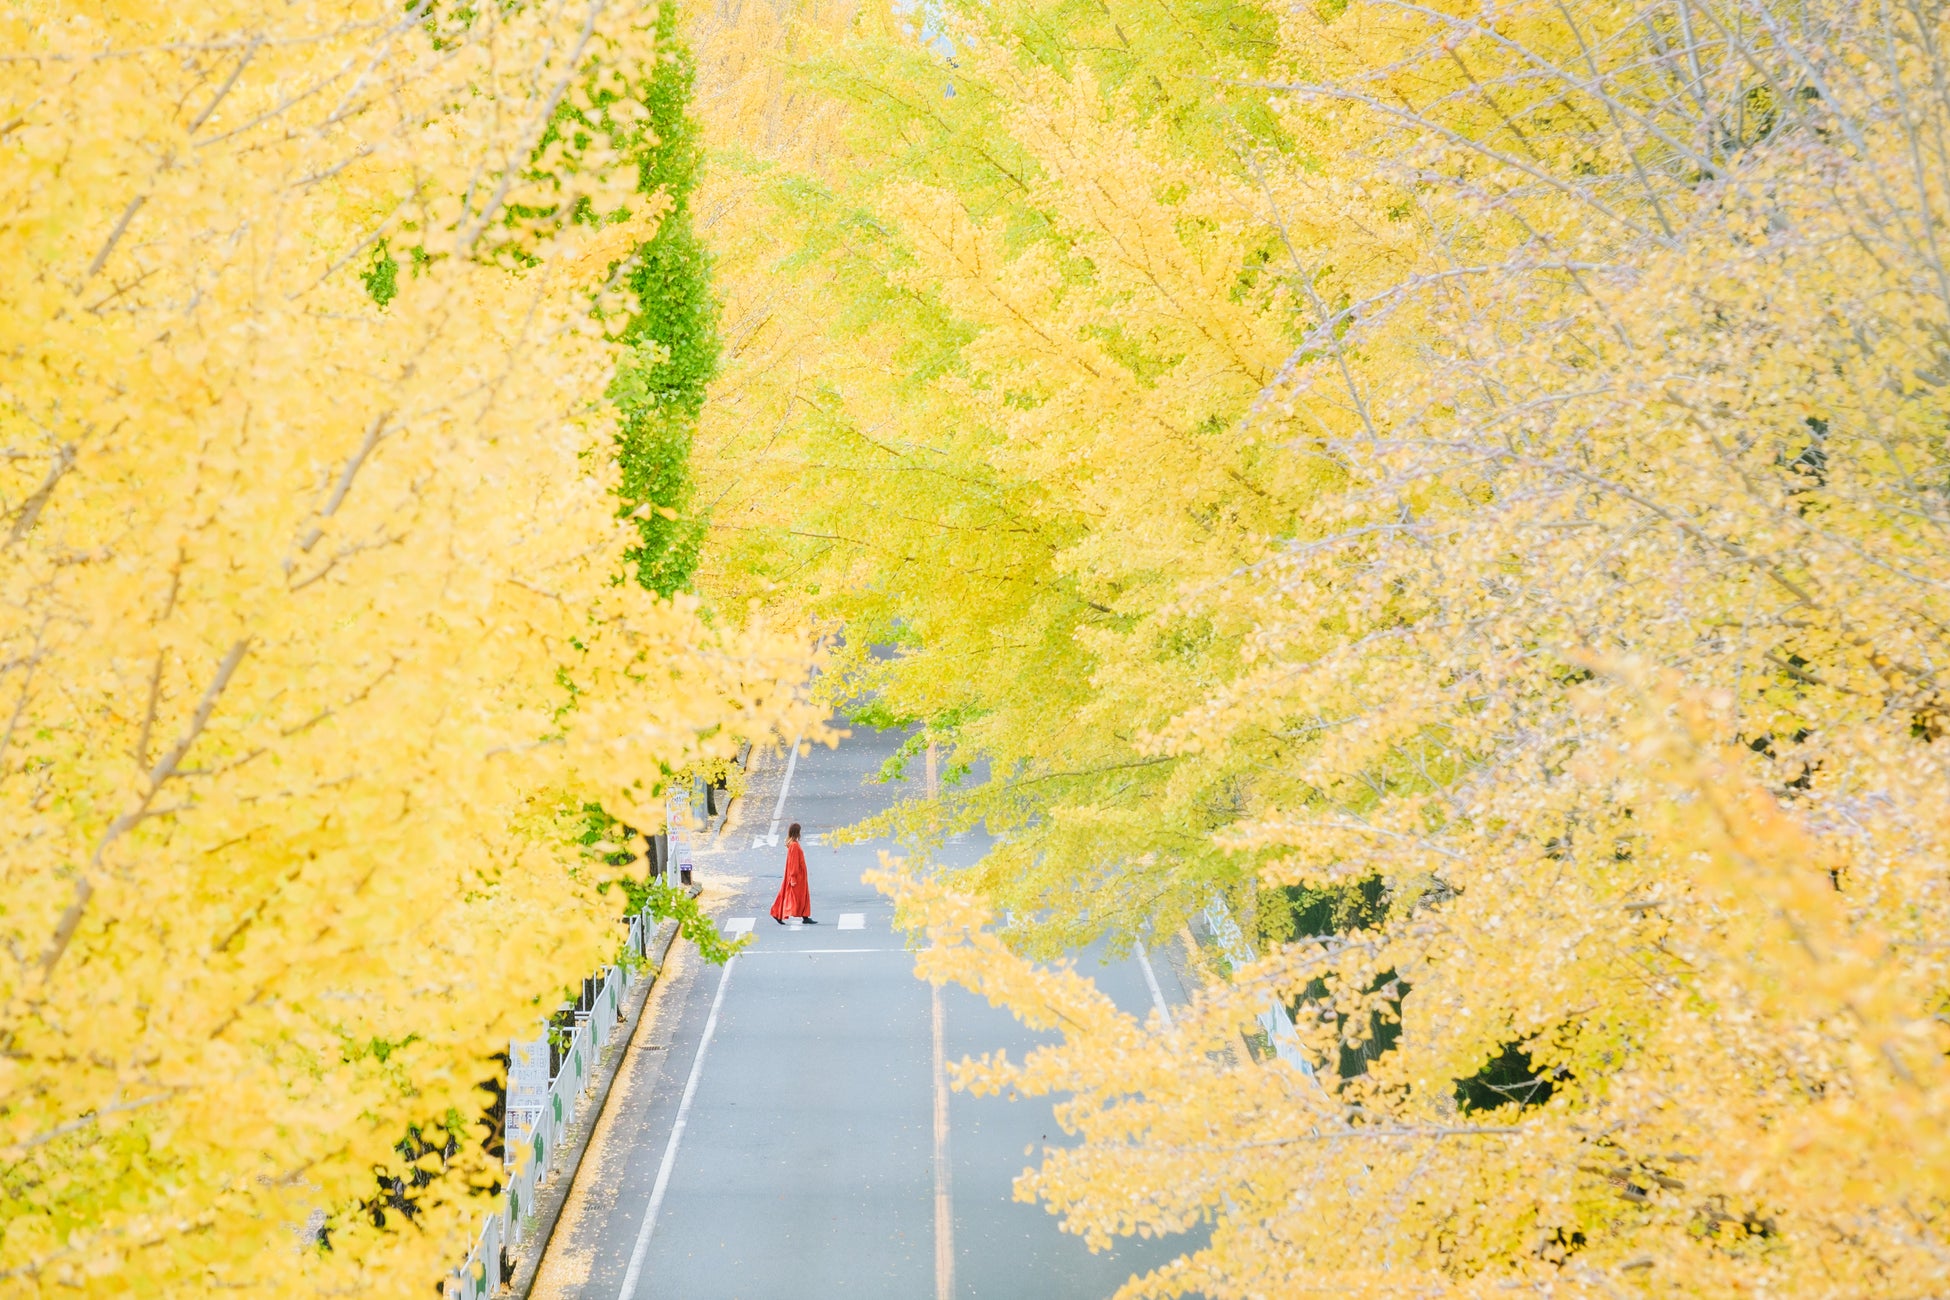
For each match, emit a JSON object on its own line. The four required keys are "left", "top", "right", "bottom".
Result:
{"left": 506, "top": 887, "right": 699, "bottom": 1300}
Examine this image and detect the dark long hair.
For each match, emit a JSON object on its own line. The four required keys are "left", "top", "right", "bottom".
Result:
{"left": 787, "top": 822, "right": 801, "bottom": 841}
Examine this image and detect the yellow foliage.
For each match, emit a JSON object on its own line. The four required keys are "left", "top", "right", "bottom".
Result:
{"left": 702, "top": 0, "right": 1950, "bottom": 1293}
{"left": 0, "top": 1, "right": 817, "bottom": 1292}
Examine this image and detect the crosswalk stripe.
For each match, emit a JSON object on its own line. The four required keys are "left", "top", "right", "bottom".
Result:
{"left": 837, "top": 913, "right": 865, "bottom": 930}
{"left": 724, "top": 917, "right": 755, "bottom": 935}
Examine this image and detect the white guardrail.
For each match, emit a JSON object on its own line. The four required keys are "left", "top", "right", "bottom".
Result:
{"left": 1202, "top": 894, "right": 1315, "bottom": 1077}
{"left": 444, "top": 908, "right": 652, "bottom": 1300}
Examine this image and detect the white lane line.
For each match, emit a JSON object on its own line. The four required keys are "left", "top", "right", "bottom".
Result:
{"left": 740, "top": 947, "right": 900, "bottom": 955}
{"left": 837, "top": 913, "right": 865, "bottom": 930}
{"left": 723, "top": 917, "right": 754, "bottom": 936}
{"left": 1134, "top": 940, "right": 1175, "bottom": 1030}
{"left": 932, "top": 982, "right": 955, "bottom": 1300}
{"left": 767, "top": 732, "right": 802, "bottom": 839}
{"left": 616, "top": 954, "right": 738, "bottom": 1300}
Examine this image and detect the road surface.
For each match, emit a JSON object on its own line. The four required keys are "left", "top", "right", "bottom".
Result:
{"left": 529, "top": 724, "right": 1196, "bottom": 1300}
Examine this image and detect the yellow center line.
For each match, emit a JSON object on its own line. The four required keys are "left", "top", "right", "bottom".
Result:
{"left": 932, "top": 981, "right": 955, "bottom": 1300}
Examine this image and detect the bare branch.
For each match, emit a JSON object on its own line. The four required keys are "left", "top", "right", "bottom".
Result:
{"left": 186, "top": 38, "right": 259, "bottom": 133}
{"left": 41, "top": 638, "right": 252, "bottom": 979}
{"left": 297, "top": 411, "right": 392, "bottom": 553}
{"left": 3, "top": 1091, "right": 180, "bottom": 1157}
{"left": 134, "top": 651, "right": 165, "bottom": 769}
{"left": 82, "top": 196, "right": 146, "bottom": 285}
{"left": 0, "top": 643, "right": 44, "bottom": 774}
{"left": 5, "top": 443, "right": 76, "bottom": 545}
{"left": 456, "top": 0, "right": 605, "bottom": 253}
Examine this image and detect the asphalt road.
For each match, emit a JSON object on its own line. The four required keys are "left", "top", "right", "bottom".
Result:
{"left": 529, "top": 724, "right": 1195, "bottom": 1300}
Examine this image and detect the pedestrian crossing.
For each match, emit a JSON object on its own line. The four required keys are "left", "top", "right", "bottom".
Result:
{"left": 750, "top": 833, "right": 825, "bottom": 849}
{"left": 534, "top": 721, "right": 1192, "bottom": 1300}
{"left": 722, "top": 913, "right": 873, "bottom": 934}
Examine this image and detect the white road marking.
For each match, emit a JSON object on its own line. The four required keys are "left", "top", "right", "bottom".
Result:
{"left": 767, "top": 732, "right": 801, "bottom": 839}
{"left": 932, "top": 982, "right": 955, "bottom": 1300}
{"left": 723, "top": 917, "right": 754, "bottom": 936}
{"left": 617, "top": 953, "right": 738, "bottom": 1300}
{"left": 837, "top": 913, "right": 865, "bottom": 930}
{"left": 1134, "top": 939, "right": 1175, "bottom": 1029}
{"left": 740, "top": 947, "right": 900, "bottom": 955}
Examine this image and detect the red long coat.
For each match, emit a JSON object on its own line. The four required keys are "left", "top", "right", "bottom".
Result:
{"left": 769, "top": 840, "right": 811, "bottom": 920}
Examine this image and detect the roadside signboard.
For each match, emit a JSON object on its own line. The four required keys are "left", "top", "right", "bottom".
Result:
{"left": 505, "top": 1035, "right": 548, "bottom": 1155}
{"left": 669, "top": 790, "right": 695, "bottom": 878}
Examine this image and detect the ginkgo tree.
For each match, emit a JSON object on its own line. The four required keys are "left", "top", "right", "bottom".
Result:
{"left": 0, "top": 0, "right": 817, "bottom": 1294}
{"left": 689, "top": 0, "right": 1950, "bottom": 1294}
{"left": 689, "top": 0, "right": 1332, "bottom": 947}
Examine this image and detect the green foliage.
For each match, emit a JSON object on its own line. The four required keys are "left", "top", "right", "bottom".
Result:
{"left": 360, "top": 240, "right": 398, "bottom": 306}
{"left": 1276, "top": 877, "right": 1388, "bottom": 942}
{"left": 845, "top": 696, "right": 917, "bottom": 731}
{"left": 432, "top": 0, "right": 722, "bottom": 597}
{"left": 577, "top": 800, "right": 638, "bottom": 867}
{"left": 612, "top": 5, "right": 720, "bottom": 597}
{"left": 627, "top": 877, "right": 748, "bottom": 966}
{"left": 584, "top": 802, "right": 745, "bottom": 965}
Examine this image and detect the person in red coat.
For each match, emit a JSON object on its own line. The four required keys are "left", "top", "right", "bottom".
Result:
{"left": 770, "top": 822, "right": 815, "bottom": 924}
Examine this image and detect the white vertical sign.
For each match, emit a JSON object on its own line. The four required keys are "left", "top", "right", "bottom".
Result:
{"left": 505, "top": 1035, "right": 549, "bottom": 1153}
{"left": 668, "top": 790, "right": 695, "bottom": 877}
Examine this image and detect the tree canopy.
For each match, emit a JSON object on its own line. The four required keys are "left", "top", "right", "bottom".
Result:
{"left": 613, "top": 0, "right": 721, "bottom": 597}
{"left": 0, "top": 1, "right": 816, "bottom": 1292}
{"left": 688, "top": 0, "right": 1950, "bottom": 1293}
